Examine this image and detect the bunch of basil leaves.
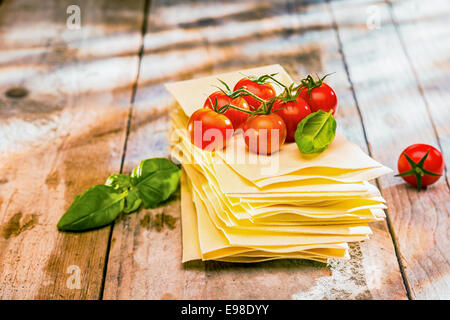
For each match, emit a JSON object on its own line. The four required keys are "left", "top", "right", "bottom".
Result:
{"left": 295, "top": 110, "right": 337, "bottom": 154}
{"left": 57, "top": 158, "right": 180, "bottom": 232}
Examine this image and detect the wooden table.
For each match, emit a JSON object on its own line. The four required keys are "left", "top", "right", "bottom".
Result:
{"left": 0, "top": 0, "right": 448, "bottom": 300}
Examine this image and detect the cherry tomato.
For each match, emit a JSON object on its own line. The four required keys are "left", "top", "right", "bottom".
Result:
{"left": 397, "top": 144, "right": 444, "bottom": 190}
{"left": 243, "top": 113, "right": 287, "bottom": 155}
{"left": 187, "top": 108, "right": 233, "bottom": 151}
{"left": 203, "top": 91, "right": 250, "bottom": 129}
{"left": 233, "top": 78, "right": 276, "bottom": 110}
{"left": 297, "top": 82, "right": 338, "bottom": 115}
{"left": 273, "top": 96, "right": 311, "bottom": 142}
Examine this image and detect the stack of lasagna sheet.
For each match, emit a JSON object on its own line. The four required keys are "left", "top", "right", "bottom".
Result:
{"left": 166, "top": 65, "right": 391, "bottom": 263}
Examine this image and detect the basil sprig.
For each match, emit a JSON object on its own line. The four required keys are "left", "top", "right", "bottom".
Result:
{"left": 57, "top": 158, "right": 180, "bottom": 232}
{"left": 294, "top": 110, "right": 337, "bottom": 154}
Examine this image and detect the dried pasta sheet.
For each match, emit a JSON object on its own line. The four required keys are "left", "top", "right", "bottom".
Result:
{"left": 169, "top": 65, "right": 390, "bottom": 264}
{"left": 180, "top": 170, "right": 353, "bottom": 263}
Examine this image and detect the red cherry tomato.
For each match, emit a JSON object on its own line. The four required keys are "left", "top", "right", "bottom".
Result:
{"left": 243, "top": 113, "right": 287, "bottom": 155}
{"left": 297, "top": 82, "right": 338, "bottom": 115}
{"left": 273, "top": 96, "right": 311, "bottom": 142}
{"left": 397, "top": 144, "right": 444, "bottom": 190}
{"left": 203, "top": 91, "right": 250, "bottom": 129}
{"left": 233, "top": 78, "right": 276, "bottom": 110}
{"left": 187, "top": 108, "right": 233, "bottom": 151}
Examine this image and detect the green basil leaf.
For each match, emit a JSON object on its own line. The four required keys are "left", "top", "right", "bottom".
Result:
{"left": 131, "top": 158, "right": 180, "bottom": 208}
{"left": 295, "top": 110, "right": 337, "bottom": 154}
{"left": 57, "top": 185, "right": 125, "bottom": 231}
{"left": 105, "top": 174, "right": 132, "bottom": 192}
{"left": 123, "top": 187, "right": 142, "bottom": 214}
{"left": 106, "top": 174, "right": 142, "bottom": 213}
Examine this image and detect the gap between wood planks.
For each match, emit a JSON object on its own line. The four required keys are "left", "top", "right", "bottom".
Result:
{"left": 325, "top": 0, "right": 413, "bottom": 300}
{"left": 98, "top": 0, "right": 152, "bottom": 300}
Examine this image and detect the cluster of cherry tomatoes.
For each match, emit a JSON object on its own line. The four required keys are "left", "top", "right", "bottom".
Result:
{"left": 185, "top": 72, "right": 446, "bottom": 190}
{"left": 187, "top": 73, "right": 338, "bottom": 155}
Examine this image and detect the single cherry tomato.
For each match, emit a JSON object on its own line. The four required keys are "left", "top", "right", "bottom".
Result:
{"left": 187, "top": 108, "right": 233, "bottom": 151}
{"left": 396, "top": 144, "right": 444, "bottom": 190}
{"left": 273, "top": 96, "right": 311, "bottom": 142}
{"left": 203, "top": 91, "right": 250, "bottom": 129}
{"left": 297, "top": 75, "right": 338, "bottom": 115}
{"left": 233, "top": 77, "right": 276, "bottom": 110}
{"left": 243, "top": 113, "right": 287, "bottom": 155}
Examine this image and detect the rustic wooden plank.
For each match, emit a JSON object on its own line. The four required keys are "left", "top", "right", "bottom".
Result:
{"left": 102, "top": 0, "right": 210, "bottom": 300}
{"left": 0, "top": 0, "right": 144, "bottom": 299}
{"left": 388, "top": 0, "right": 450, "bottom": 298}
{"left": 203, "top": 0, "right": 405, "bottom": 300}
{"left": 104, "top": 0, "right": 406, "bottom": 299}
{"left": 329, "top": 0, "right": 450, "bottom": 299}
{"left": 388, "top": 0, "right": 450, "bottom": 185}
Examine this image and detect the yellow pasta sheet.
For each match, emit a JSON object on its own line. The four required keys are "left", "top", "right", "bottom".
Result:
{"left": 169, "top": 117, "right": 383, "bottom": 199}
{"left": 171, "top": 128, "right": 386, "bottom": 225}
{"left": 173, "top": 142, "right": 385, "bottom": 224}
{"left": 170, "top": 108, "right": 392, "bottom": 187}
{"left": 180, "top": 171, "right": 351, "bottom": 263}
{"left": 184, "top": 163, "right": 373, "bottom": 236}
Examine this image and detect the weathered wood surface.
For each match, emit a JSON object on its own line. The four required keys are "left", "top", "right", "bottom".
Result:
{"left": 103, "top": 0, "right": 406, "bottom": 300}
{"left": 329, "top": 0, "right": 450, "bottom": 299}
{"left": 386, "top": 0, "right": 450, "bottom": 299}
{"left": 0, "top": 0, "right": 144, "bottom": 299}
{"left": 389, "top": 0, "right": 450, "bottom": 185}
{"left": 1, "top": 0, "right": 448, "bottom": 300}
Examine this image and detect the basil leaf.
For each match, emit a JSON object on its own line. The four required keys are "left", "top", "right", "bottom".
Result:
{"left": 123, "top": 187, "right": 142, "bottom": 214}
{"left": 131, "top": 158, "right": 180, "bottom": 208}
{"left": 105, "top": 174, "right": 132, "bottom": 192}
{"left": 295, "top": 110, "right": 337, "bottom": 154}
{"left": 57, "top": 185, "right": 125, "bottom": 231}
{"left": 106, "top": 174, "right": 141, "bottom": 213}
